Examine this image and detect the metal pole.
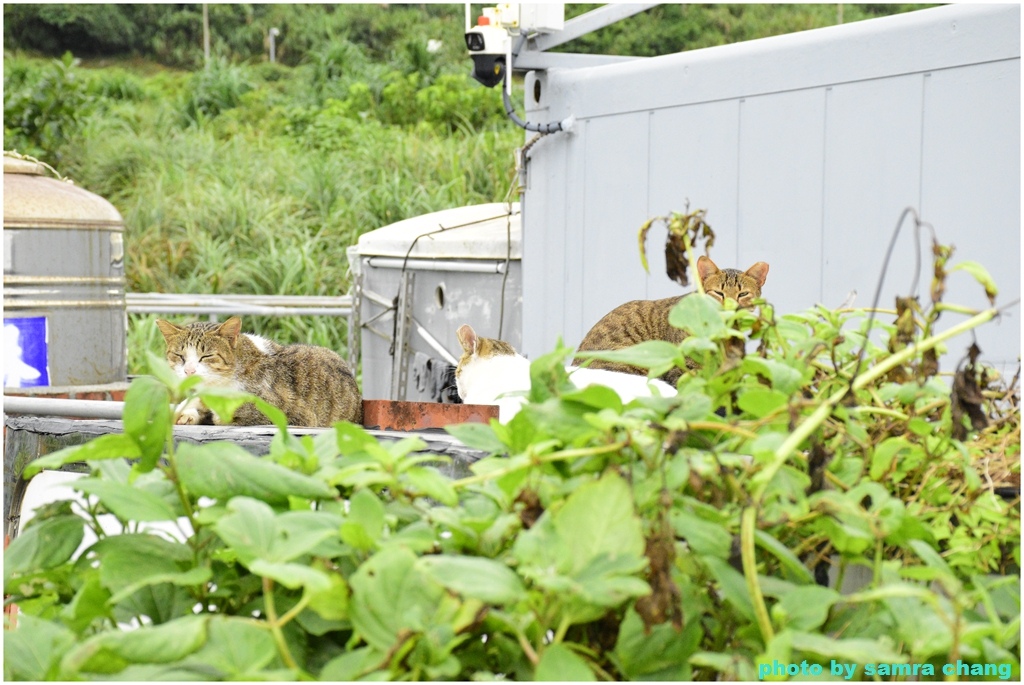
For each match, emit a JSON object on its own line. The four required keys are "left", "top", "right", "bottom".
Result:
{"left": 4, "top": 395, "right": 126, "bottom": 420}
{"left": 269, "top": 27, "right": 280, "bottom": 63}
{"left": 203, "top": 3, "right": 210, "bottom": 66}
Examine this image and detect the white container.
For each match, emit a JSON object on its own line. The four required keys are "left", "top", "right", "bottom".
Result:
{"left": 348, "top": 203, "right": 522, "bottom": 402}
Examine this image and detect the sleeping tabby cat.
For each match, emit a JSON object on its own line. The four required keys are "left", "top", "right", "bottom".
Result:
{"left": 572, "top": 255, "right": 769, "bottom": 385}
{"left": 455, "top": 324, "right": 675, "bottom": 423}
{"left": 156, "top": 316, "right": 362, "bottom": 427}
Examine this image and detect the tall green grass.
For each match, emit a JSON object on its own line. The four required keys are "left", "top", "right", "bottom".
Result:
{"left": 12, "top": 53, "right": 520, "bottom": 373}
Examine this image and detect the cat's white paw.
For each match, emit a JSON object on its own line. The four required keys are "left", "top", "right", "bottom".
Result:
{"left": 176, "top": 407, "right": 201, "bottom": 425}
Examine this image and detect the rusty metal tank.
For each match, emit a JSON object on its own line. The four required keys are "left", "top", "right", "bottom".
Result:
{"left": 3, "top": 155, "right": 127, "bottom": 389}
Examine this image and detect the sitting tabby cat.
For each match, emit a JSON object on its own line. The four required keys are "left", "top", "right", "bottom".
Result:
{"left": 156, "top": 316, "right": 362, "bottom": 427}
{"left": 573, "top": 256, "right": 769, "bottom": 385}
{"left": 455, "top": 324, "right": 675, "bottom": 423}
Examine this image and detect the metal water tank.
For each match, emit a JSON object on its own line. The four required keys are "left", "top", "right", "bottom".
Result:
{"left": 348, "top": 203, "right": 522, "bottom": 402}
{"left": 3, "top": 155, "right": 127, "bottom": 390}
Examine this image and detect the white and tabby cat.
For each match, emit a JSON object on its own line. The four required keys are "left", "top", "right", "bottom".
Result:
{"left": 156, "top": 316, "right": 362, "bottom": 427}
{"left": 455, "top": 324, "right": 675, "bottom": 423}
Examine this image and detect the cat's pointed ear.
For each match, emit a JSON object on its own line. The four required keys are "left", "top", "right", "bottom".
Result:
{"left": 456, "top": 324, "right": 478, "bottom": 355}
{"left": 218, "top": 317, "right": 243, "bottom": 346}
{"left": 696, "top": 255, "right": 719, "bottom": 283}
{"left": 155, "top": 319, "right": 181, "bottom": 341}
{"left": 745, "top": 262, "right": 769, "bottom": 288}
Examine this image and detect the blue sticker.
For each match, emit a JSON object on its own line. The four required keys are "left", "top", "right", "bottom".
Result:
{"left": 4, "top": 316, "right": 50, "bottom": 388}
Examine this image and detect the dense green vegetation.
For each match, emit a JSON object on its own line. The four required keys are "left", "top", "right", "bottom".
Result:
{"left": 4, "top": 4, "right": 931, "bottom": 372}
{"left": 4, "top": 6, "right": 1016, "bottom": 681}
{"left": 5, "top": 247, "right": 1018, "bottom": 678}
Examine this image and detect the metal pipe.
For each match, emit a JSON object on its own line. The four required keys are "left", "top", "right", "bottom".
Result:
{"left": 126, "top": 305, "right": 351, "bottom": 316}
{"left": 412, "top": 319, "right": 459, "bottom": 365}
{"left": 365, "top": 257, "right": 510, "bottom": 274}
{"left": 4, "top": 395, "right": 125, "bottom": 419}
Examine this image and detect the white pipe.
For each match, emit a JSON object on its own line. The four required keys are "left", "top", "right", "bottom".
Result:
{"left": 126, "top": 305, "right": 351, "bottom": 316}
{"left": 4, "top": 395, "right": 125, "bottom": 419}
{"left": 365, "top": 257, "right": 510, "bottom": 274}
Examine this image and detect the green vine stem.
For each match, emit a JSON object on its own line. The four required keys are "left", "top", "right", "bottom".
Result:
{"left": 739, "top": 307, "right": 998, "bottom": 644}
{"left": 262, "top": 577, "right": 300, "bottom": 670}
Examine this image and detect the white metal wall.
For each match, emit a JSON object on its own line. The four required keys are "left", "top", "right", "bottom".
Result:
{"left": 520, "top": 4, "right": 1020, "bottom": 373}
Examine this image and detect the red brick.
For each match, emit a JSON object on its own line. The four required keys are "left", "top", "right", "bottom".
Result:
{"left": 361, "top": 400, "right": 499, "bottom": 432}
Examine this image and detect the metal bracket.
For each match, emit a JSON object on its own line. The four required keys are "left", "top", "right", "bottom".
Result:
{"left": 348, "top": 274, "right": 362, "bottom": 372}
{"left": 390, "top": 271, "right": 415, "bottom": 401}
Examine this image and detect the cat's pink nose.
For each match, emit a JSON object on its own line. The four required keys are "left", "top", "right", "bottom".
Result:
{"left": 183, "top": 365, "right": 196, "bottom": 376}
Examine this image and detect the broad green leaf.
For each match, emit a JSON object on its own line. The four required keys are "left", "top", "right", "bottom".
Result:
{"left": 214, "top": 497, "right": 339, "bottom": 564}
{"left": 93, "top": 534, "right": 195, "bottom": 599}
{"left": 61, "top": 615, "right": 208, "bottom": 675}
{"left": 561, "top": 381, "right": 623, "bottom": 412}
{"left": 737, "top": 388, "right": 789, "bottom": 419}
{"left": 402, "top": 466, "right": 458, "bottom": 506}
{"left": 349, "top": 546, "right": 445, "bottom": 652}
{"left": 336, "top": 421, "right": 380, "bottom": 456}
{"left": 772, "top": 585, "right": 840, "bottom": 630}
{"left": 754, "top": 530, "right": 814, "bottom": 584}
{"left": 73, "top": 478, "right": 177, "bottom": 522}
{"left": 614, "top": 608, "right": 699, "bottom": 680}
{"left": 553, "top": 472, "right": 645, "bottom": 575}
{"left": 703, "top": 557, "right": 755, "bottom": 621}
{"left": 23, "top": 434, "right": 142, "bottom": 478}
{"left": 789, "top": 631, "right": 906, "bottom": 664}
{"left": 320, "top": 647, "right": 384, "bottom": 681}
{"left": 535, "top": 644, "right": 595, "bottom": 681}
{"left": 742, "top": 357, "right": 806, "bottom": 396}
{"left": 950, "top": 260, "right": 998, "bottom": 303}
{"left": 870, "top": 437, "right": 913, "bottom": 481}
{"left": 573, "top": 340, "right": 681, "bottom": 376}
{"left": 341, "top": 489, "right": 386, "bottom": 550}
{"left": 122, "top": 375, "right": 171, "bottom": 472}
{"left": 4, "top": 515, "right": 84, "bottom": 582}
{"left": 3, "top": 614, "right": 77, "bottom": 681}
{"left": 176, "top": 441, "right": 334, "bottom": 503}
{"left": 572, "top": 553, "right": 650, "bottom": 608}
{"left": 305, "top": 573, "right": 350, "bottom": 621}
{"left": 671, "top": 510, "right": 732, "bottom": 559}
{"left": 668, "top": 293, "right": 728, "bottom": 339}
{"left": 108, "top": 567, "right": 212, "bottom": 605}
{"left": 61, "top": 575, "right": 114, "bottom": 633}
{"left": 248, "top": 559, "right": 332, "bottom": 593}
{"left": 671, "top": 391, "right": 714, "bottom": 421}
{"left": 212, "top": 496, "right": 278, "bottom": 562}
{"left": 418, "top": 555, "right": 526, "bottom": 605}
{"left": 181, "top": 615, "right": 278, "bottom": 678}
{"left": 445, "top": 422, "right": 507, "bottom": 453}
{"left": 144, "top": 350, "right": 184, "bottom": 394}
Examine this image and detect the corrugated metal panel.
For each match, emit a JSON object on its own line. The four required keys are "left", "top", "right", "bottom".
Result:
{"left": 521, "top": 4, "right": 1020, "bottom": 372}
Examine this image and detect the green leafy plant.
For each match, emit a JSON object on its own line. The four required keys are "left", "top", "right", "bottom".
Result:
{"left": 5, "top": 238, "right": 1019, "bottom": 679}
{"left": 3, "top": 52, "right": 91, "bottom": 162}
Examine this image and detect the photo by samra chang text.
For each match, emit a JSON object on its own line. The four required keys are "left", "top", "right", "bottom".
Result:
{"left": 758, "top": 659, "right": 1016, "bottom": 681}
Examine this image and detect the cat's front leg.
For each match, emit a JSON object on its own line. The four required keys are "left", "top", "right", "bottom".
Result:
{"left": 175, "top": 397, "right": 213, "bottom": 425}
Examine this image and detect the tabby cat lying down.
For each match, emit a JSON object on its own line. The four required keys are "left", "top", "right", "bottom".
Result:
{"left": 573, "top": 255, "right": 769, "bottom": 384}
{"left": 455, "top": 324, "right": 675, "bottom": 423}
{"left": 156, "top": 316, "right": 362, "bottom": 427}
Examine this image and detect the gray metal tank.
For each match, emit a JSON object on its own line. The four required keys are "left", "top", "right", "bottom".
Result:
{"left": 3, "top": 155, "right": 127, "bottom": 389}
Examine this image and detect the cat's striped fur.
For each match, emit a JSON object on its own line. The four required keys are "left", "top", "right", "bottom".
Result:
{"left": 572, "top": 256, "right": 769, "bottom": 385}
{"left": 156, "top": 316, "right": 362, "bottom": 427}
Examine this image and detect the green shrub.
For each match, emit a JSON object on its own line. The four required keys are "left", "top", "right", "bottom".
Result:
{"left": 4, "top": 262, "right": 1018, "bottom": 679}
{"left": 3, "top": 52, "right": 91, "bottom": 162}
{"left": 83, "top": 66, "right": 146, "bottom": 101}
{"left": 180, "top": 57, "right": 254, "bottom": 124}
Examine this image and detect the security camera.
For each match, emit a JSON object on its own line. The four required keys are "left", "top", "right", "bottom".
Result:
{"left": 465, "top": 22, "right": 510, "bottom": 88}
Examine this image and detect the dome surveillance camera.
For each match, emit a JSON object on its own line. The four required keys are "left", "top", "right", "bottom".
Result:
{"left": 465, "top": 24, "right": 510, "bottom": 88}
